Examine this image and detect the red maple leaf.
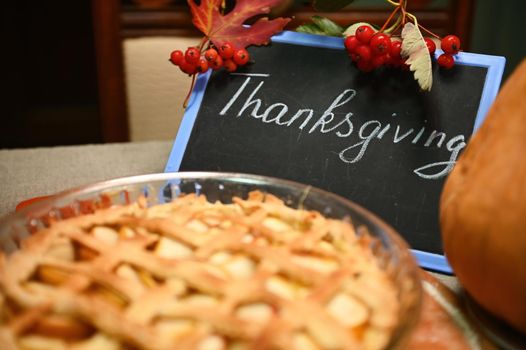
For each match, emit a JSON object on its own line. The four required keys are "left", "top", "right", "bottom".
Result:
{"left": 188, "top": 0, "right": 291, "bottom": 49}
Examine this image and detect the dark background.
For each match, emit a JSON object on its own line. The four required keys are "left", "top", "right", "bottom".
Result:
{"left": 1, "top": 0, "right": 525, "bottom": 149}
{"left": 2, "top": 1, "right": 101, "bottom": 148}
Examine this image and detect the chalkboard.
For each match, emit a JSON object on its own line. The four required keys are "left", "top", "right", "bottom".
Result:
{"left": 165, "top": 31, "right": 505, "bottom": 273}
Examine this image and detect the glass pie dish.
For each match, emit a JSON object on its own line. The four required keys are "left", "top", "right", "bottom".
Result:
{"left": 0, "top": 172, "right": 422, "bottom": 350}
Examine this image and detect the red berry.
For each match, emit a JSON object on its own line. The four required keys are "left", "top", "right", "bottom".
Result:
{"left": 355, "top": 45, "right": 373, "bottom": 62}
{"left": 355, "top": 25, "right": 375, "bottom": 44}
{"left": 233, "top": 48, "right": 250, "bottom": 66}
{"left": 357, "top": 59, "right": 374, "bottom": 73}
{"left": 390, "top": 40, "right": 402, "bottom": 59}
{"left": 441, "top": 35, "right": 461, "bottom": 54}
{"left": 185, "top": 47, "right": 200, "bottom": 65}
{"left": 350, "top": 53, "right": 360, "bottom": 62}
{"left": 196, "top": 56, "right": 209, "bottom": 73}
{"left": 179, "top": 60, "right": 197, "bottom": 75}
{"left": 370, "top": 33, "right": 392, "bottom": 56}
{"left": 344, "top": 35, "right": 360, "bottom": 53}
{"left": 204, "top": 48, "right": 218, "bottom": 62}
{"left": 218, "top": 42, "right": 235, "bottom": 59}
{"left": 210, "top": 56, "right": 223, "bottom": 70}
{"left": 372, "top": 54, "right": 389, "bottom": 68}
{"left": 223, "top": 59, "right": 237, "bottom": 72}
{"left": 169, "top": 50, "right": 184, "bottom": 65}
{"left": 437, "top": 53, "right": 455, "bottom": 69}
{"left": 424, "top": 37, "right": 436, "bottom": 55}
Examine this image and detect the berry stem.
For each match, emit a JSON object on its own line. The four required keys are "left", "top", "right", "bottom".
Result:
{"left": 406, "top": 12, "right": 418, "bottom": 27}
{"left": 381, "top": 0, "right": 409, "bottom": 35}
{"left": 380, "top": 6, "right": 400, "bottom": 32}
{"left": 400, "top": 0, "right": 408, "bottom": 26}
{"left": 181, "top": 36, "right": 210, "bottom": 108}
{"left": 198, "top": 36, "right": 209, "bottom": 53}
{"left": 183, "top": 71, "right": 197, "bottom": 108}
{"left": 418, "top": 23, "right": 441, "bottom": 39}
{"left": 389, "top": 18, "right": 403, "bottom": 35}
{"left": 384, "top": 11, "right": 403, "bottom": 34}
{"left": 394, "top": 0, "right": 439, "bottom": 40}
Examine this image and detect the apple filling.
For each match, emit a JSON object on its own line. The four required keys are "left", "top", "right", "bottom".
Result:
{"left": 0, "top": 191, "right": 399, "bottom": 350}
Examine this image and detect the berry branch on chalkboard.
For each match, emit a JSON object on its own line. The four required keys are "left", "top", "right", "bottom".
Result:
{"left": 170, "top": 0, "right": 461, "bottom": 103}
{"left": 169, "top": 0, "right": 290, "bottom": 107}
{"left": 299, "top": 0, "right": 462, "bottom": 91}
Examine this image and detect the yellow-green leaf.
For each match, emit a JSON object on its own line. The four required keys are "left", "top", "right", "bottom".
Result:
{"left": 296, "top": 23, "right": 327, "bottom": 35}
{"left": 401, "top": 22, "right": 433, "bottom": 91}
{"left": 311, "top": 16, "right": 344, "bottom": 36}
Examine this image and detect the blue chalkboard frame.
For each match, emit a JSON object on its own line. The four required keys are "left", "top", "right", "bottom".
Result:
{"left": 165, "top": 30, "right": 506, "bottom": 274}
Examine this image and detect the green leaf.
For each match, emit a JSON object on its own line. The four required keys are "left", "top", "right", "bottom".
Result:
{"left": 313, "top": 0, "right": 355, "bottom": 11}
{"left": 311, "top": 16, "right": 344, "bottom": 36}
{"left": 296, "top": 23, "right": 326, "bottom": 35}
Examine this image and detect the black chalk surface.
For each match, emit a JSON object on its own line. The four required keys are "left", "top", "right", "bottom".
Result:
{"left": 166, "top": 32, "right": 505, "bottom": 272}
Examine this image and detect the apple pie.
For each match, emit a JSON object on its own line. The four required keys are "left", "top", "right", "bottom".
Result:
{"left": 0, "top": 191, "right": 399, "bottom": 350}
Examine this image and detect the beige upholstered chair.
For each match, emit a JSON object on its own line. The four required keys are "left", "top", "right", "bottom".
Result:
{"left": 123, "top": 36, "right": 201, "bottom": 141}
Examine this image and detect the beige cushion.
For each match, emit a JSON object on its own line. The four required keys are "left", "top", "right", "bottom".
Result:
{"left": 123, "top": 36, "right": 201, "bottom": 141}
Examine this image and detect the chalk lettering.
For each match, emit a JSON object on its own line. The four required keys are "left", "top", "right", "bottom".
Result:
{"left": 412, "top": 126, "right": 426, "bottom": 144}
{"left": 309, "top": 89, "right": 357, "bottom": 134}
{"left": 335, "top": 113, "right": 354, "bottom": 138}
{"left": 293, "top": 109, "right": 315, "bottom": 129}
{"left": 323, "top": 113, "right": 354, "bottom": 138}
{"left": 220, "top": 76, "right": 252, "bottom": 116}
{"left": 220, "top": 74, "right": 467, "bottom": 180}
{"left": 414, "top": 135, "right": 466, "bottom": 179}
{"left": 238, "top": 80, "right": 265, "bottom": 118}
{"left": 376, "top": 124, "right": 391, "bottom": 139}
{"left": 339, "top": 120, "right": 382, "bottom": 164}
{"left": 394, "top": 126, "right": 414, "bottom": 143}
{"left": 424, "top": 130, "right": 447, "bottom": 147}
{"left": 262, "top": 103, "right": 289, "bottom": 123}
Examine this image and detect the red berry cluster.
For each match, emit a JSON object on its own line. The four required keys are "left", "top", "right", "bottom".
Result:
{"left": 344, "top": 25, "right": 461, "bottom": 72}
{"left": 437, "top": 35, "right": 461, "bottom": 69}
{"left": 345, "top": 25, "right": 406, "bottom": 72}
{"left": 169, "top": 42, "right": 250, "bottom": 75}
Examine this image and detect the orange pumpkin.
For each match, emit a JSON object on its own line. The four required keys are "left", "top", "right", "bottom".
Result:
{"left": 440, "top": 58, "right": 526, "bottom": 333}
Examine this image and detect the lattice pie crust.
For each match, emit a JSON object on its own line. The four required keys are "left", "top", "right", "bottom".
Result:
{"left": 0, "top": 191, "right": 399, "bottom": 350}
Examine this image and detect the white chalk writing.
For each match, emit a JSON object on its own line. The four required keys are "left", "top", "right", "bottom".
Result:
{"left": 220, "top": 74, "right": 467, "bottom": 180}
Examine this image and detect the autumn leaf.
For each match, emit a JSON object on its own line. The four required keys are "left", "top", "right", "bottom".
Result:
{"left": 188, "top": 0, "right": 291, "bottom": 49}
{"left": 401, "top": 22, "right": 433, "bottom": 91}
